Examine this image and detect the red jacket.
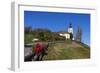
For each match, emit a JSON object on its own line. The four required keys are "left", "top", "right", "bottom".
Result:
{"left": 34, "top": 43, "right": 43, "bottom": 54}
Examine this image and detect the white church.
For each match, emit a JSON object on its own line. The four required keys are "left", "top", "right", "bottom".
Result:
{"left": 59, "top": 23, "right": 74, "bottom": 40}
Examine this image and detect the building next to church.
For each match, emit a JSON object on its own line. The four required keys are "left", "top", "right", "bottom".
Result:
{"left": 59, "top": 23, "right": 74, "bottom": 40}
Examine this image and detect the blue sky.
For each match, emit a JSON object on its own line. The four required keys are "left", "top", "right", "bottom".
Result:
{"left": 24, "top": 11, "right": 90, "bottom": 46}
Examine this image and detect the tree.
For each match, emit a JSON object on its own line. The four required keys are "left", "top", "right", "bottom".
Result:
{"left": 39, "top": 32, "right": 45, "bottom": 41}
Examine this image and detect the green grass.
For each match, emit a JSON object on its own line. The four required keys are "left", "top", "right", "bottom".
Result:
{"left": 24, "top": 33, "right": 33, "bottom": 44}
{"left": 43, "top": 41, "right": 90, "bottom": 60}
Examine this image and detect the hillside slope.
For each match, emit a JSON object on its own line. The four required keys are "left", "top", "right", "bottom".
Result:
{"left": 43, "top": 41, "right": 90, "bottom": 60}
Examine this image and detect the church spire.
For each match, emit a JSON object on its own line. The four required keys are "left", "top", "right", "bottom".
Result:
{"left": 75, "top": 24, "right": 82, "bottom": 42}
{"left": 69, "top": 22, "right": 72, "bottom": 28}
{"left": 68, "top": 22, "right": 74, "bottom": 40}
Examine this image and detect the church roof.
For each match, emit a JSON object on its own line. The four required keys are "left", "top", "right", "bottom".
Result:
{"left": 57, "top": 31, "right": 70, "bottom": 34}
{"left": 69, "top": 23, "right": 72, "bottom": 28}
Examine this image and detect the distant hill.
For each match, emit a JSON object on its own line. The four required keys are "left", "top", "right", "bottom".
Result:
{"left": 43, "top": 40, "right": 90, "bottom": 60}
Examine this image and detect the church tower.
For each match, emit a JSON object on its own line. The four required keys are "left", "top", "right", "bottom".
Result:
{"left": 75, "top": 25, "right": 82, "bottom": 42}
{"left": 68, "top": 23, "right": 73, "bottom": 40}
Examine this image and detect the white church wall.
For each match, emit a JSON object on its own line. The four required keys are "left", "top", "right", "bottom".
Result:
{"left": 68, "top": 28, "right": 73, "bottom": 34}
{"left": 59, "top": 33, "right": 70, "bottom": 40}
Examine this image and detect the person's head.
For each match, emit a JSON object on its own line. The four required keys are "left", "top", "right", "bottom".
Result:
{"left": 32, "top": 38, "right": 40, "bottom": 42}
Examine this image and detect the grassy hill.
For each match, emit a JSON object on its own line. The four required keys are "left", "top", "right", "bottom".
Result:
{"left": 25, "top": 28, "right": 90, "bottom": 60}
{"left": 43, "top": 40, "right": 90, "bottom": 60}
